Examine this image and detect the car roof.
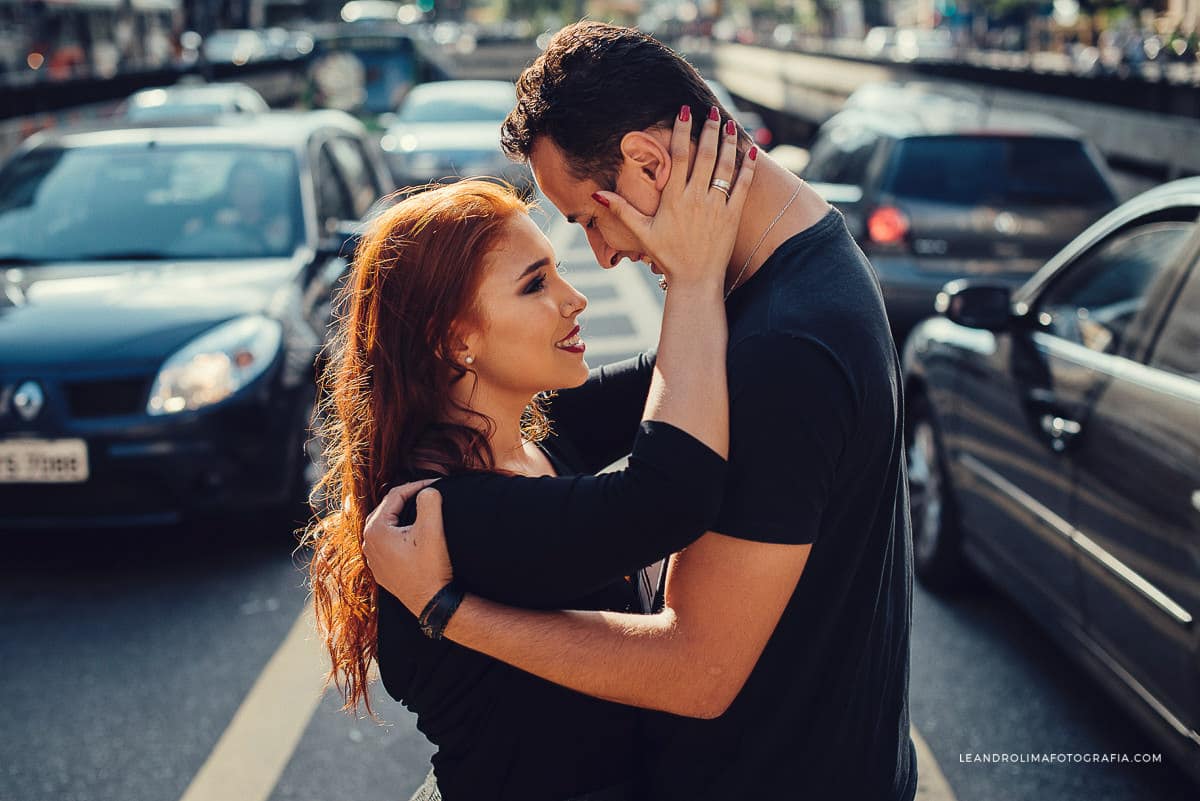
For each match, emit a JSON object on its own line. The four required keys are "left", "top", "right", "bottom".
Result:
{"left": 831, "top": 83, "right": 1084, "bottom": 139}
{"left": 20, "top": 110, "right": 367, "bottom": 153}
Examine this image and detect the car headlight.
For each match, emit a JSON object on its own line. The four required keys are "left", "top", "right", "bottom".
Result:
{"left": 147, "top": 315, "right": 283, "bottom": 415}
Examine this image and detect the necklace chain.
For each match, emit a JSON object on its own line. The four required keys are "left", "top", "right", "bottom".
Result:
{"left": 723, "top": 180, "right": 804, "bottom": 301}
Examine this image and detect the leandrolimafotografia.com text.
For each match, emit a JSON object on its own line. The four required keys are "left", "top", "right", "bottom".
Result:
{"left": 959, "top": 752, "right": 1163, "bottom": 765}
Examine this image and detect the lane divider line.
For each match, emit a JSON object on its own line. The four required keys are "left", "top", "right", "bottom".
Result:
{"left": 912, "top": 725, "right": 957, "bottom": 801}
{"left": 178, "top": 606, "right": 326, "bottom": 801}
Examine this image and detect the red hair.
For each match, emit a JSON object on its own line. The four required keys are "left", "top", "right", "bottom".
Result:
{"left": 302, "top": 180, "right": 540, "bottom": 715}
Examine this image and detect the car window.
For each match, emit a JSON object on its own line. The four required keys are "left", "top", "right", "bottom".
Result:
{"left": 326, "top": 137, "right": 378, "bottom": 219}
{"left": 803, "top": 124, "right": 879, "bottom": 187}
{"left": 886, "top": 136, "right": 1115, "bottom": 206}
{"left": 1149, "top": 262, "right": 1200, "bottom": 378}
{"left": 314, "top": 146, "right": 353, "bottom": 228}
{"left": 0, "top": 145, "right": 303, "bottom": 260}
{"left": 1038, "top": 221, "right": 1195, "bottom": 356}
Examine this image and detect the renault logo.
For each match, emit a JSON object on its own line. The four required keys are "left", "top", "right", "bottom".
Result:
{"left": 13, "top": 381, "right": 44, "bottom": 422}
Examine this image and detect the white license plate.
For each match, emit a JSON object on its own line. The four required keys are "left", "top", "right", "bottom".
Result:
{"left": 0, "top": 439, "right": 89, "bottom": 483}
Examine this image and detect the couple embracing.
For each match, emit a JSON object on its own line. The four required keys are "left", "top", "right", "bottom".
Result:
{"left": 304, "top": 21, "right": 916, "bottom": 801}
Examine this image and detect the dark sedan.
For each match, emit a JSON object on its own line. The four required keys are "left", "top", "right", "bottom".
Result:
{"left": 903, "top": 178, "right": 1200, "bottom": 782}
{"left": 803, "top": 85, "right": 1119, "bottom": 343}
{"left": 0, "top": 112, "right": 394, "bottom": 529}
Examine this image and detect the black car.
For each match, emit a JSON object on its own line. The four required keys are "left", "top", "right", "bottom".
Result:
{"left": 903, "top": 178, "right": 1200, "bottom": 781}
{"left": 803, "top": 86, "right": 1119, "bottom": 343}
{"left": 0, "top": 111, "right": 394, "bottom": 529}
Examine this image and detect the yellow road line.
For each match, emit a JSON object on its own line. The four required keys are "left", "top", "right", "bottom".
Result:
{"left": 178, "top": 607, "right": 326, "bottom": 801}
{"left": 913, "top": 725, "right": 958, "bottom": 801}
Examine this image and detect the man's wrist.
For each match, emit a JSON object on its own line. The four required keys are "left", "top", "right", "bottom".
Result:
{"left": 417, "top": 580, "right": 465, "bottom": 640}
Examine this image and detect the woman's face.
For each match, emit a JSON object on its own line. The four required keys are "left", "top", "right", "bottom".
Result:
{"left": 459, "top": 212, "right": 590, "bottom": 398}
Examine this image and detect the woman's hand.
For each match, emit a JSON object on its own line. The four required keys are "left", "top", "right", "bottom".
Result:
{"left": 593, "top": 105, "right": 757, "bottom": 291}
{"left": 361, "top": 480, "right": 451, "bottom": 615}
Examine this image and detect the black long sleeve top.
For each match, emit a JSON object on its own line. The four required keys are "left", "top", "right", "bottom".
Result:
{"left": 376, "top": 352, "right": 726, "bottom": 801}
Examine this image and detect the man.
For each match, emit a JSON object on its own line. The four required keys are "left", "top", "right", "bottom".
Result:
{"left": 366, "top": 21, "right": 916, "bottom": 801}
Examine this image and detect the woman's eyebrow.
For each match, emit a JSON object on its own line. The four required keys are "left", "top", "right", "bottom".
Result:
{"left": 517, "top": 258, "right": 551, "bottom": 280}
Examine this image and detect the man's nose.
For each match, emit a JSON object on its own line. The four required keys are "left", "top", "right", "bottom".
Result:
{"left": 585, "top": 228, "right": 616, "bottom": 269}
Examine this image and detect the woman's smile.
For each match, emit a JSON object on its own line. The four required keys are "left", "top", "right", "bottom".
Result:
{"left": 555, "top": 324, "right": 586, "bottom": 354}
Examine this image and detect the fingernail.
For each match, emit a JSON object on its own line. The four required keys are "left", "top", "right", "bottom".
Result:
{"left": 725, "top": 120, "right": 736, "bottom": 136}
{"left": 591, "top": 192, "right": 610, "bottom": 207}
{"left": 708, "top": 106, "right": 719, "bottom": 122}
{"left": 749, "top": 146, "right": 758, "bottom": 161}
{"left": 679, "top": 104, "right": 690, "bottom": 122}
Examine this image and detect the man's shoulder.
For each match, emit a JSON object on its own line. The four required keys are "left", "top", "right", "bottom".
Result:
{"left": 727, "top": 332, "right": 857, "bottom": 410}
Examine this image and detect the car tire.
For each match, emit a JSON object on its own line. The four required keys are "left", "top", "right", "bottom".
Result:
{"left": 906, "top": 392, "right": 969, "bottom": 592}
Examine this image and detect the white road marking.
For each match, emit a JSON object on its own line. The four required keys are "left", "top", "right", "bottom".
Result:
{"left": 177, "top": 607, "right": 326, "bottom": 801}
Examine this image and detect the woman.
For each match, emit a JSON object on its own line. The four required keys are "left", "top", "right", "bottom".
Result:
{"left": 304, "top": 108, "right": 754, "bottom": 800}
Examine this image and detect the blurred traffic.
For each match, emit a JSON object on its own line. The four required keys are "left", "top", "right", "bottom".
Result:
{"left": 0, "top": 0, "right": 1198, "bottom": 797}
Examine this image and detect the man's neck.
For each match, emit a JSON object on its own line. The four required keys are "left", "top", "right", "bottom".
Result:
{"left": 724, "top": 157, "right": 831, "bottom": 297}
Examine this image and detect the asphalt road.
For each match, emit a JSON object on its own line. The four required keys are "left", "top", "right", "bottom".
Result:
{"left": 1, "top": 203, "right": 1195, "bottom": 801}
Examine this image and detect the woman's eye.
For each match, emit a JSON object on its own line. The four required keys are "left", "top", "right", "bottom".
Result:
{"left": 524, "top": 274, "right": 547, "bottom": 294}
{"left": 586, "top": 217, "right": 597, "bottom": 230}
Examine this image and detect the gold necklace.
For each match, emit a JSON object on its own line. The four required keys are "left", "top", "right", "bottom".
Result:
{"left": 723, "top": 180, "right": 804, "bottom": 301}
{"left": 656, "top": 180, "right": 806, "bottom": 299}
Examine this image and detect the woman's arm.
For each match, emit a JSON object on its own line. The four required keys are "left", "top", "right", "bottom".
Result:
{"left": 547, "top": 350, "right": 656, "bottom": 474}
{"left": 365, "top": 109, "right": 756, "bottom": 605}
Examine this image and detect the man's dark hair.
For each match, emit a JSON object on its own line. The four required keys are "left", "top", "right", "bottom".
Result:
{"left": 501, "top": 21, "right": 744, "bottom": 189}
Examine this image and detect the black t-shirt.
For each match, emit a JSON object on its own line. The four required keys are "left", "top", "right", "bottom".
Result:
{"left": 375, "top": 417, "right": 727, "bottom": 801}
{"left": 537, "top": 209, "right": 915, "bottom": 799}
{"left": 635, "top": 208, "right": 917, "bottom": 800}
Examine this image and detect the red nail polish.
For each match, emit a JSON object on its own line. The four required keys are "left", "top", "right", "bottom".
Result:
{"left": 679, "top": 104, "right": 690, "bottom": 122}
{"left": 749, "top": 146, "right": 758, "bottom": 161}
{"left": 708, "top": 106, "right": 719, "bottom": 122}
{"left": 591, "top": 192, "right": 610, "bottom": 208}
{"left": 725, "top": 120, "right": 736, "bottom": 136}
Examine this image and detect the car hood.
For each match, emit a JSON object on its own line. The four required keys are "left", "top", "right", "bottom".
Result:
{"left": 0, "top": 257, "right": 305, "bottom": 367}
{"left": 385, "top": 122, "right": 504, "bottom": 153}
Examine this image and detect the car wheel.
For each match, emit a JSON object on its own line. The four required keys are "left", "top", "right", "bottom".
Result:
{"left": 906, "top": 393, "right": 968, "bottom": 592}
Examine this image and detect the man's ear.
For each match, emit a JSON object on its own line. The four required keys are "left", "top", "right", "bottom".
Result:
{"left": 619, "top": 129, "right": 672, "bottom": 192}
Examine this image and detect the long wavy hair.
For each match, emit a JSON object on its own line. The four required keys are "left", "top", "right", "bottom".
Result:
{"left": 302, "top": 180, "right": 552, "bottom": 715}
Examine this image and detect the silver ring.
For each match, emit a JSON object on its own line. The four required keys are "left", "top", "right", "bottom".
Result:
{"left": 710, "top": 178, "right": 732, "bottom": 197}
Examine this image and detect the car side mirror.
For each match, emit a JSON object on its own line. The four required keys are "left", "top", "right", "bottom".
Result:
{"left": 935, "top": 280, "right": 1013, "bottom": 332}
{"left": 318, "top": 220, "right": 364, "bottom": 261}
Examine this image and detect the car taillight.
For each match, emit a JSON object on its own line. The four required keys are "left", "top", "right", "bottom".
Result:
{"left": 753, "top": 127, "right": 773, "bottom": 147}
{"left": 867, "top": 206, "right": 910, "bottom": 245}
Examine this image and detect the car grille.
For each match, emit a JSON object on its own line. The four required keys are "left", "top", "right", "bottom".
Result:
{"left": 64, "top": 376, "right": 151, "bottom": 418}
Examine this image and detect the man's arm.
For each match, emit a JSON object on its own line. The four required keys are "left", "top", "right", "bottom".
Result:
{"left": 441, "top": 531, "right": 810, "bottom": 718}
{"left": 363, "top": 334, "right": 855, "bottom": 710}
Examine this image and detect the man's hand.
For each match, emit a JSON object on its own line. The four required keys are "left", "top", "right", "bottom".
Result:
{"left": 361, "top": 480, "right": 452, "bottom": 614}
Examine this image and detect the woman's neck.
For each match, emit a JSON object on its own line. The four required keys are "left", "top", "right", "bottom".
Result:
{"left": 446, "top": 377, "right": 536, "bottom": 472}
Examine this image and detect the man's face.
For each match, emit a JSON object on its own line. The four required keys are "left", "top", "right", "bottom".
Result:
{"left": 529, "top": 135, "right": 664, "bottom": 271}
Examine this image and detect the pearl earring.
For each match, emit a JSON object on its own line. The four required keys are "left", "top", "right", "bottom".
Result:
{"left": 464, "top": 355, "right": 475, "bottom": 365}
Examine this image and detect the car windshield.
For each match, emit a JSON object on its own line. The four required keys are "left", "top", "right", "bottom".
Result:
{"left": 886, "top": 136, "right": 1116, "bottom": 206}
{"left": 0, "top": 145, "right": 304, "bottom": 262}
{"left": 127, "top": 103, "right": 229, "bottom": 120}
{"left": 397, "top": 86, "right": 515, "bottom": 123}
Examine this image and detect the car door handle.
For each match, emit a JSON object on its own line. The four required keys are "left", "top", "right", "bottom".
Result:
{"left": 1040, "top": 414, "right": 1082, "bottom": 451}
